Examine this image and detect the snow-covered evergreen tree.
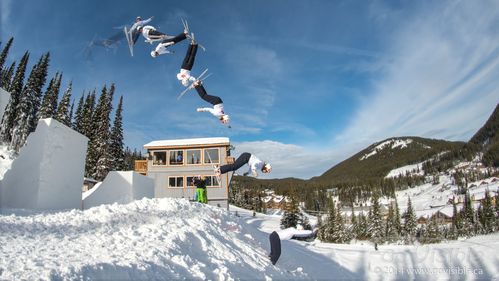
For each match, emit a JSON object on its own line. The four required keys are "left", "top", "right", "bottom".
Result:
{"left": 10, "top": 53, "right": 49, "bottom": 151}
{"left": 280, "top": 196, "right": 300, "bottom": 229}
{"left": 403, "top": 196, "right": 417, "bottom": 244}
{"left": 423, "top": 216, "right": 442, "bottom": 244}
{"left": 38, "top": 72, "right": 62, "bottom": 119}
{"left": 385, "top": 203, "right": 399, "bottom": 243}
{"left": 0, "top": 61, "right": 16, "bottom": 90}
{"left": 357, "top": 211, "right": 369, "bottom": 240}
{"left": 27, "top": 53, "right": 50, "bottom": 133}
{"left": 55, "top": 81, "right": 72, "bottom": 126}
{"left": 81, "top": 91, "right": 95, "bottom": 138}
{"left": 0, "top": 51, "right": 29, "bottom": 143}
{"left": 91, "top": 85, "right": 113, "bottom": 180}
{"left": 460, "top": 192, "right": 475, "bottom": 237}
{"left": 369, "top": 194, "right": 384, "bottom": 249}
{"left": 72, "top": 94, "right": 85, "bottom": 132}
{"left": 0, "top": 37, "right": 13, "bottom": 75}
{"left": 481, "top": 190, "right": 496, "bottom": 233}
{"left": 109, "top": 95, "right": 125, "bottom": 171}
{"left": 393, "top": 197, "right": 402, "bottom": 236}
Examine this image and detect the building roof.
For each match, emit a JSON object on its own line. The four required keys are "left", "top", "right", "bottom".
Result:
{"left": 144, "top": 137, "right": 230, "bottom": 149}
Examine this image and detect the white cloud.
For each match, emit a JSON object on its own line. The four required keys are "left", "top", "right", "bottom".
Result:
{"left": 336, "top": 0, "right": 499, "bottom": 145}
{"left": 232, "top": 140, "right": 358, "bottom": 180}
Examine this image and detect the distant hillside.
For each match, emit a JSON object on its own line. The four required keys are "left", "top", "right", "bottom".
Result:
{"left": 312, "top": 137, "right": 465, "bottom": 184}
{"left": 470, "top": 104, "right": 499, "bottom": 166}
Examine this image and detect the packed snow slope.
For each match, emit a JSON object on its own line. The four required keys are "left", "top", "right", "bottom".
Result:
{"left": 0, "top": 198, "right": 313, "bottom": 280}
{"left": 1, "top": 198, "right": 498, "bottom": 280}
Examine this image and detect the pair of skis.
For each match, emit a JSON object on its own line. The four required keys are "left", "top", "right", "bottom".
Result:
{"left": 176, "top": 68, "right": 212, "bottom": 100}
{"left": 124, "top": 18, "right": 194, "bottom": 57}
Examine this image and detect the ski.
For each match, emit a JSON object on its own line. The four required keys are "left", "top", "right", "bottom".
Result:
{"left": 177, "top": 68, "right": 210, "bottom": 100}
{"left": 269, "top": 231, "right": 281, "bottom": 265}
{"left": 124, "top": 26, "right": 134, "bottom": 57}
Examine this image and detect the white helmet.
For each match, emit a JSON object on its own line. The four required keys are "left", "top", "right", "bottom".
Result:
{"left": 221, "top": 115, "right": 230, "bottom": 124}
{"left": 150, "top": 51, "right": 158, "bottom": 58}
{"left": 263, "top": 163, "right": 272, "bottom": 173}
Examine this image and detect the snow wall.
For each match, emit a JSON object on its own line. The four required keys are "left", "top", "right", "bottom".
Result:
{"left": 0, "top": 118, "right": 88, "bottom": 210}
{"left": 82, "top": 171, "right": 154, "bottom": 209}
{"left": 0, "top": 87, "right": 10, "bottom": 119}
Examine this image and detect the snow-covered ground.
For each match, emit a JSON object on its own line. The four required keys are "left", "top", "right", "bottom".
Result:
{"left": 1, "top": 198, "right": 498, "bottom": 280}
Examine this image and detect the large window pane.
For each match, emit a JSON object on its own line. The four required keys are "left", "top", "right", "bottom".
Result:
{"left": 168, "top": 176, "right": 184, "bottom": 188}
{"left": 186, "top": 176, "right": 195, "bottom": 188}
{"left": 169, "top": 150, "right": 184, "bottom": 165}
{"left": 204, "top": 148, "right": 219, "bottom": 164}
{"left": 186, "top": 150, "right": 201, "bottom": 165}
{"left": 152, "top": 151, "right": 166, "bottom": 165}
{"left": 206, "top": 176, "right": 219, "bottom": 187}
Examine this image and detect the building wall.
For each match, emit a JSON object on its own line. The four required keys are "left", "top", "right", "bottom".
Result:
{"left": 146, "top": 146, "right": 232, "bottom": 209}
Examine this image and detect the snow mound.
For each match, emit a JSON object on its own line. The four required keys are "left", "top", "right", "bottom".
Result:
{"left": 0, "top": 198, "right": 306, "bottom": 280}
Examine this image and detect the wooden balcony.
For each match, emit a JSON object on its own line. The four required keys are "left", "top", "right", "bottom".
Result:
{"left": 134, "top": 160, "right": 148, "bottom": 175}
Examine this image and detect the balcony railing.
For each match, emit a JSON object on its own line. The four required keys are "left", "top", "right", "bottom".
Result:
{"left": 134, "top": 160, "right": 148, "bottom": 175}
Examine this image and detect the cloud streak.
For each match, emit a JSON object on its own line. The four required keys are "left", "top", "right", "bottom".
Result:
{"left": 336, "top": 0, "right": 499, "bottom": 146}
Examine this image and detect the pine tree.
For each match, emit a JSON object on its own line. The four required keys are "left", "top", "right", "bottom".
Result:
{"left": 72, "top": 94, "right": 85, "bottom": 132}
{"left": 109, "top": 95, "right": 125, "bottom": 171}
{"left": 423, "top": 216, "right": 442, "bottom": 244}
{"left": 91, "top": 85, "right": 113, "bottom": 180}
{"left": 27, "top": 53, "right": 50, "bottom": 133}
{"left": 80, "top": 91, "right": 95, "bottom": 138}
{"left": 393, "top": 198, "right": 402, "bottom": 237}
{"left": 318, "top": 199, "right": 336, "bottom": 242}
{"left": 0, "top": 37, "right": 13, "bottom": 74}
{"left": 481, "top": 190, "right": 496, "bottom": 233}
{"left": 10, "top": 53, "right": 49, "bottom": 151}
{"left": 331, "top": 202, "right": 348, "bottom": 243}
{"left": 38, "top": 72, "right": 62, "bottom": 119}
{"left": 357, "top": 211, "right": 369, "bottom": 240}
{"left": 385, "top": 203, "right": 399, "bottom": 243}
{"left": 55, "top": 81, "right": 72, "bottom": 126}
{"left": 403, "top": 196, "right": 417, "bottom": 244}
{"left": 369, "top": 194, "right": 384, "bottom": 249}
{"left": 449, "top": 200, "right": 460, "bottom": 239}
{"left": 280, "top": 196, "right": 300, "bottom": 229}
{"left": 461, "top": 192, "right": 475, "bottom": 237}
{"left": 0, "top": 61, "right": 16, "bottom": 89}
{"left": 0, "top": 51, "right": 29, "bottom": 143}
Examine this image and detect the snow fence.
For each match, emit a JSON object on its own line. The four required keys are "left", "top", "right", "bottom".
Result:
{"left": 82, "top": 171, "right": 154, "bottom": 209}
{"left": 0, "top": 118, "right": 88, "bottom": 210}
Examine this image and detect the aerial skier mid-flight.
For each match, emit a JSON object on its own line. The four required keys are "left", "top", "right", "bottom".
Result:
{"left": 213, "top": 152, "right": 272, "bottom": 177}
{"left": 190, "top": 79, "right": 231, "bottom": 126}
{"left": 176, "top": 35, "right": 200, "bottom": 86}
{"left": 149, "top": 19, "right": 191, "bottom": 57}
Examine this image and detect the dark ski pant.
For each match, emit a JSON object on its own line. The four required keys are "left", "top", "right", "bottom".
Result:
{"left": 220, "top": 152, "right": 251, "bottom": 174}
{"left": 161, "top": 32, "right": 187, "bottom": 45}
{"left": 181, "top": 43, "right": 198, "bottom": 71}
{"left": 194, "top": 83, "right": 223, "bottom": 106}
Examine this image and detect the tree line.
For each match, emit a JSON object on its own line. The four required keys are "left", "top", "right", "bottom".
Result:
{"left": 280, "top": 191, "right": 498, "bottom": 248}
{"left": 0, "top": 37, "right": 144, "bottom": 181}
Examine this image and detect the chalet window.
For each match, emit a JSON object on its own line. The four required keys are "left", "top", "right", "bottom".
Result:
{"left": 186, "top": 176, "right": 195, "bottom": 188}
{"left": 152, "top": 151, "right": 166, "bottom": 165}
{"left": 169, "top": 150, "right": 184, "bottom": 165}
{"left": 205, "top": 176, "right": 220, "bottom": 187}
{"left": 204, "top": 148, "right": 219, "bottom": 164}
{"left": 168, "top": 176, "right": 184, "bottom": 188}
{"left": 186, "top": 149, "right": 201, "bottom": 165}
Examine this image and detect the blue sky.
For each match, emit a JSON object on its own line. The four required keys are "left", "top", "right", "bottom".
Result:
{"left": 1, "top": 0, "right": 498, "bottom": 179}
